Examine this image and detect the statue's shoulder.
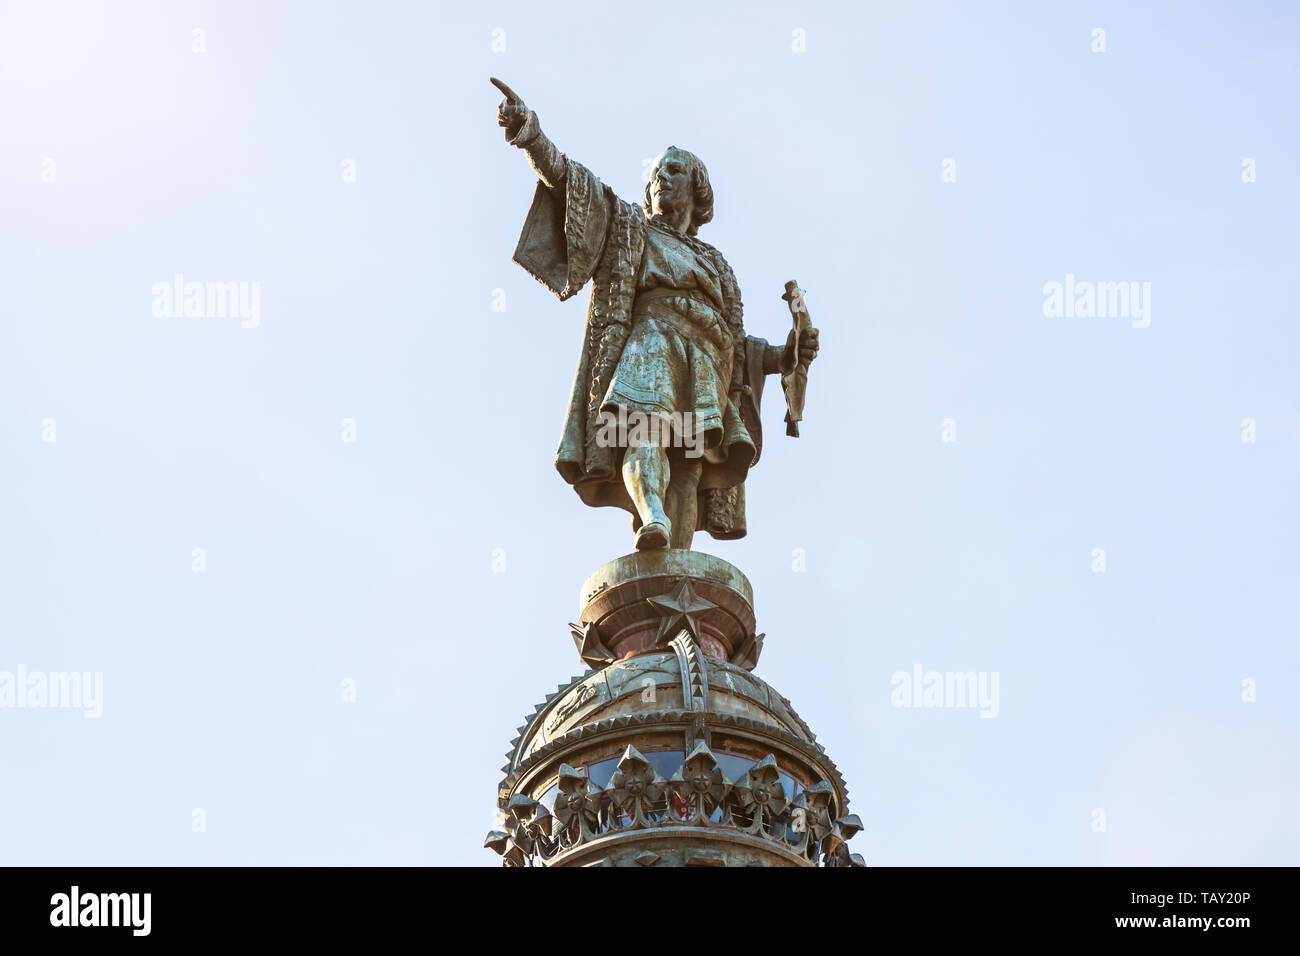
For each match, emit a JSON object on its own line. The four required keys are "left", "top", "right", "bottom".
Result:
{"left": 688, "top": 234, "right": 735, "bottom": 279}
{"left": 686, "top": 232, "right": 722, "bottom": 258}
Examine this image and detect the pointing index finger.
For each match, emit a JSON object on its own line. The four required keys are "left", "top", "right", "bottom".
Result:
{"left": 490, "top": 76, "right": 523, "bottom": 104}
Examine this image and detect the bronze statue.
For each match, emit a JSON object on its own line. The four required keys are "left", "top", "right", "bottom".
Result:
{"left": 493, "top": 78, "right": 819, "bottom": 551}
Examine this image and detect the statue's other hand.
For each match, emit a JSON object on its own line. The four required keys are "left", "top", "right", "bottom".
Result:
{"left": 799, "top": 327, "right": 820, "bottom": 365}
{"left": 491, "top": 76, "right": 529, "bottom": 141}
{"left": 784, "top": 326, "right": 819, "bottom": 368}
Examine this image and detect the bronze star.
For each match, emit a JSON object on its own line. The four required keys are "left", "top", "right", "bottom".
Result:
{"left": 569, "top": 621, "right": 615, "bottom": 667}
{"left": 648, "top": 576, "right": 717, "bottom": 646}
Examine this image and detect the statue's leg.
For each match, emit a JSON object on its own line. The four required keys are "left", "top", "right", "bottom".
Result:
{"left": 623, "top": 439, "right": 671, "bottom": 550}
{"left": 664, "top": 451, "right": 702, "bottom": 550}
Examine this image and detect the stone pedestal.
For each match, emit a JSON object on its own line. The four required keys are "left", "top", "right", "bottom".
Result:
{"left": 485, "top": 551, "right": 863, "bottom": 868}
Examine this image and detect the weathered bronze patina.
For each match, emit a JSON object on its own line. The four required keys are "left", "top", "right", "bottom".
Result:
{"left": 485, "top": 80, "right": 860, "bottom": 868}
{"left": 492, "top": 77, "right": 819, "bottom": 552}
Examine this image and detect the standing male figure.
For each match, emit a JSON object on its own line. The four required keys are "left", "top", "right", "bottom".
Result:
{"left": 494, "top": 78, "right": 820, "bottom": 551}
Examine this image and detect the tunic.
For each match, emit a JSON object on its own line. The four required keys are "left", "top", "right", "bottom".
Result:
{"left": 605, "top": 220, "right": 754, "bottom": 465}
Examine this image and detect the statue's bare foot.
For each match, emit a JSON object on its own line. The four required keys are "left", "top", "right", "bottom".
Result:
{"left": 635, "top": 519, "right": 671, "bottom": 551}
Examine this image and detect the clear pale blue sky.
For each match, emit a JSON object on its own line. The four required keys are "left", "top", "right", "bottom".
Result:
{"left": 1, "top": 0, "right": 1296, "bottom": 865}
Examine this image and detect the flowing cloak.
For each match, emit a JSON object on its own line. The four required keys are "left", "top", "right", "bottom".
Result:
{"left": 512, "top": 158, "right": 777, "bottom": 540}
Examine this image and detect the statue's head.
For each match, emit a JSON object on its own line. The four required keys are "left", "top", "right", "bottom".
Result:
{"left": 644, "top": 146, "right": 713, "bottom": 236}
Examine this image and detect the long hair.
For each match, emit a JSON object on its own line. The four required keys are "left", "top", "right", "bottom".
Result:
{"left": 643, "top": 147, "right": 714, "bottom": 236}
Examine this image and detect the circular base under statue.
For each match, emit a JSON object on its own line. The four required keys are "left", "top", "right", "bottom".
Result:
{"left": 575, "top": 550, "right": 759, "bottom": 667}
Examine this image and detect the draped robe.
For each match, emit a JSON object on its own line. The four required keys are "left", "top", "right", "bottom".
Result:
{"left": 512, "top": 158, "right": 778, "bottom": 540}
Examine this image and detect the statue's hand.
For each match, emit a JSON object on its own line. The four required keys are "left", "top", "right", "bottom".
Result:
{"left": 800, "top": 327, "right": 820, "bottom": 365}
{"left": 491, "top": 77, "right": 530, "bottom": 142}
{"left": 784, "top": 326, "right": 819, "bottom": 367}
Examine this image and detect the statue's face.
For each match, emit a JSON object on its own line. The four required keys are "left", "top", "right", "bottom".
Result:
{"left": 649, "top": 148, "right": 693, "bottom": 220}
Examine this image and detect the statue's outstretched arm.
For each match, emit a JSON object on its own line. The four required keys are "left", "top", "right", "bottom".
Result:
{"left": 492, "top": 77, "right": 566, "bottom": 190}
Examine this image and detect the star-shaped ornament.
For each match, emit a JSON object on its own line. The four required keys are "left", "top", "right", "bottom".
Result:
{"left": 648, "top": 576, "right": 717, "bottom": 647}
{"left": 569, "top": 621, "right": 615, "bottom": 667}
